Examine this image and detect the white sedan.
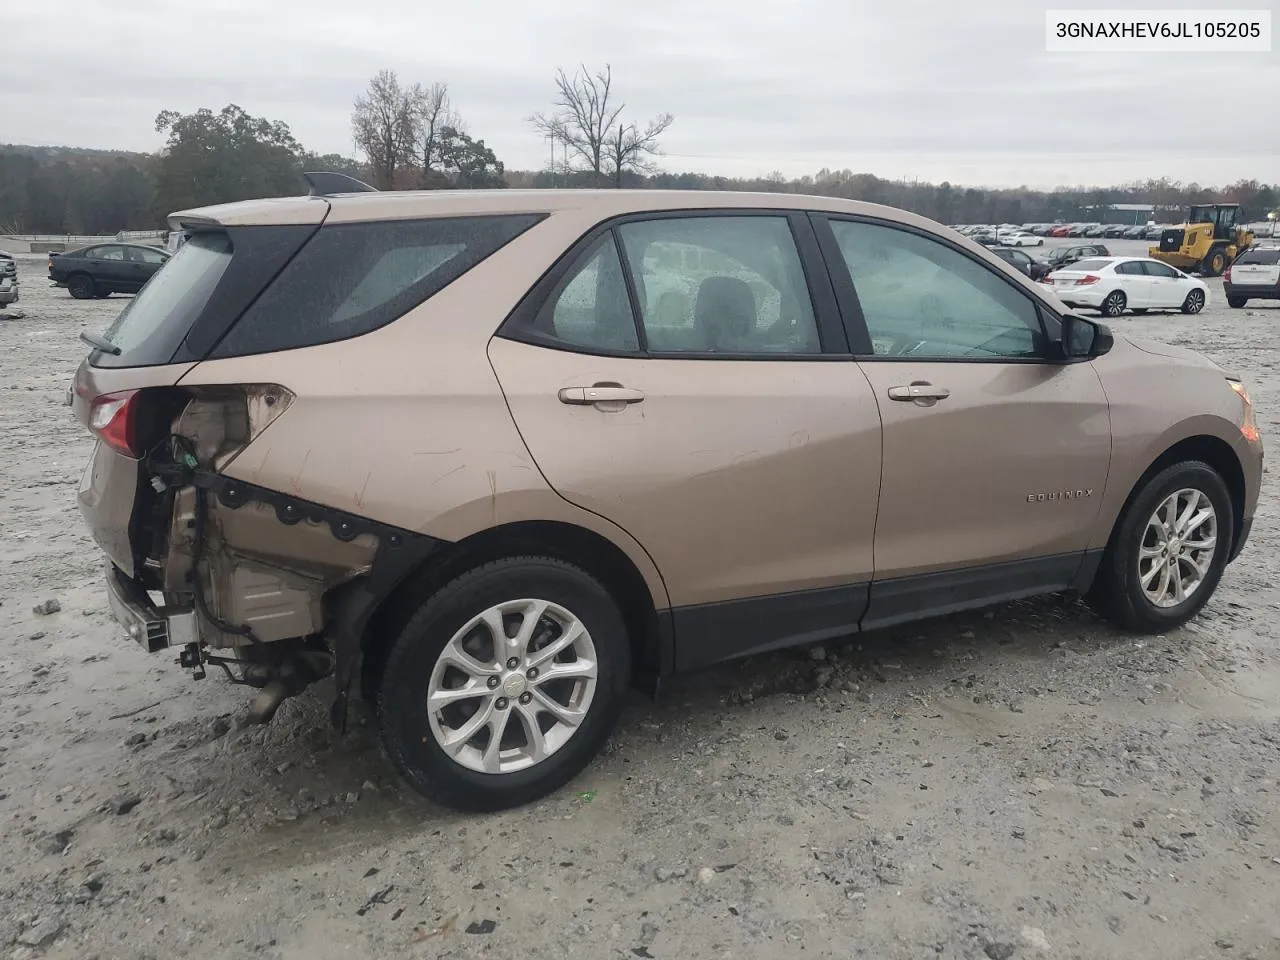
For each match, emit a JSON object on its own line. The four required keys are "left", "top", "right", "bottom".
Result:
{"left": 1044, "top": 256, "right": 1209, "bottom": 317}
{"left": 996, "top": 230, "right": 1044, "bottom": 247}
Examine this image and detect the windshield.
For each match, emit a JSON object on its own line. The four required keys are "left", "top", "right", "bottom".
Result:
{"left": 96, "top": 232, "right": 232, "bottom": 364}
{"left": 1064, "top": 259, "right": 1109, "bottom": 272}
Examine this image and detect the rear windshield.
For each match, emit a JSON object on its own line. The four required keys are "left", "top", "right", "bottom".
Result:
{"left": 211, "top": 214, "right": 544, "bottom": 358}
{"left": 1237, "top": 248, "right": 1280, "bottom": 266}
{"left": 99, "top": 233, "right": 232, "bottom": 362}
{"left": 1064, "top": 259, "right": 1109, "bottom": 272}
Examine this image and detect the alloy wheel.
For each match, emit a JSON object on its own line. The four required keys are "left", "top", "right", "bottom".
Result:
{"left": 1138, "top": 488, "right": 1217, "bottom": 608}
{"left": 1183, "top": 289, "right": 1205, "bottom": 314}
{"left": 426, "top": 598, "right": 598, "bottom": 774}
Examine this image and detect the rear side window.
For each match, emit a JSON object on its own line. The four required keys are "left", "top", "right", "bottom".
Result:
{"left": 212, "top": 215, "right": 543, "bottom": 358}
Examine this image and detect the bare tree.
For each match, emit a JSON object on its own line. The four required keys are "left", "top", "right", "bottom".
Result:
{"left": 604, "top": 114, "right": 674, "bottom": 188}
{"left": 529, "top": 65, "right": 627, "bottom": 186}
{"left": 351, "top": 70, "right": 419, "bottom": 189}
{"left": 415, "top": 82, "right": 457, "bottom": 188}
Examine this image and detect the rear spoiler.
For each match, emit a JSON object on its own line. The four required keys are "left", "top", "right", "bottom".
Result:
{"left": 300, "top": 172, "right": 378, "bottom": 197}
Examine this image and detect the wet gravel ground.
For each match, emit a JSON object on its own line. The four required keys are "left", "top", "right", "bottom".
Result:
{"left": 1, "top": 251, "right": 1278, "bottom": 960}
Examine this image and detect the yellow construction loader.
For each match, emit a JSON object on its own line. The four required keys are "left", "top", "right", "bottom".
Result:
{"left": 1150, "top": 203, "right": 1254, "bottom": 276}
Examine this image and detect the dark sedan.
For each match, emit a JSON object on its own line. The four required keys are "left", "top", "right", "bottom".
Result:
{"left": 1045, "top": 243, "right": 1110, "bottom": 269}
{"left": 990, "top": 246, "right": 1052, "bottom": 281}
{"left": 48, "top": 242, "right": 170, "bottom": 299}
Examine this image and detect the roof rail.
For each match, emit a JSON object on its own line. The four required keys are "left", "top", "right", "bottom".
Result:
{"left": 301, "top": 171, "right": 379, "bottom": 196}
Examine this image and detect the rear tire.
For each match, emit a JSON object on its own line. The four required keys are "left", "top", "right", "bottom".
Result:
{"left": 1181, "top": 289, "right": 1206, "bottom": 315}
{"left": 376, "top": 556, "right": 631, "bottom": 812}
{"left": 67, "top": 274, "right": 96, "bottom": 300}
{"left": 1101, "top": 290, "right": 1127, "bottom": 317}
{"left": 1088, "top": 461, "right": 1233, "bottom": 634}
{"left": 1227, "top": 296, "right": 1247, "bottom": 309}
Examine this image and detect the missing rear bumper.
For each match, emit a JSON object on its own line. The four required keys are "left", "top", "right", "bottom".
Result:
{"left": 104, "top": 564, "right": 197, "bottom": 653}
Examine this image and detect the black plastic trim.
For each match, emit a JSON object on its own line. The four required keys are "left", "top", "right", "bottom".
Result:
{"left": 671, "top": 583, "right": 869, "bottom": 672}
{"left": 860, "top": 552, "right": 1085, "bottom": 632}
{"left": 175, "top": 223, "right": 325, "bottom": 363}
{"left": 195, "top": 471, "right": 444, "bottom": 571}
{"left": 497, "top": 207, "right": 855, "bottom": 361}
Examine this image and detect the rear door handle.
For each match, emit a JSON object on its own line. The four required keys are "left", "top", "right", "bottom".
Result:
{"left": 887, "top": 382, "right": 950, "bottom": 402}
{"left": 558, "top": 386, "right": 645, "bottom": 405}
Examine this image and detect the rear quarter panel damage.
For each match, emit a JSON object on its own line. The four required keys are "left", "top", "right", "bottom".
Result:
{"left": 174, "top": 210, "right": 672, "bottom": 612}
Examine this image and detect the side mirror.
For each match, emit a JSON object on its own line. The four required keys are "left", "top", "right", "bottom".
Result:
{"left": 1058, "top": 314, "right": 1114, "bottom": 361}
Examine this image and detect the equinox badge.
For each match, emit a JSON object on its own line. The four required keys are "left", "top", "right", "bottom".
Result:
{"left": 1027, "top": 489, "right": 1093, "bottom": 503}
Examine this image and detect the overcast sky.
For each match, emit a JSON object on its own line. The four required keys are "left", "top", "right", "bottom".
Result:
{"left": 4, "top": 0, "right": 1276, "bottom": 189}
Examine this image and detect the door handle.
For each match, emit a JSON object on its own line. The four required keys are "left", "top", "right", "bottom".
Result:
{"left": 887, "top": 382, "right": 950, "bottom": 403}
{"left": 558, "top": 386, "right": 645, "bottom": 405}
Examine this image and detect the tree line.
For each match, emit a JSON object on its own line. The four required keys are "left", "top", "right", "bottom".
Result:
{"left": 1, "top": 64, "right": 1275, "bottom": 235}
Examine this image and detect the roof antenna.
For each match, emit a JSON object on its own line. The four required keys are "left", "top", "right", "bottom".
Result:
{"left": 301, "top": 171, "right": 378, "bottom": 196}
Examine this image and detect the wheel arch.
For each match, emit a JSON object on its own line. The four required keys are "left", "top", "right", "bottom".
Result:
{"left": 1096, "top": 433, "right": 1246, "bottom": 563}
{"left": 360, "top": 519, "right": 669, "bottom": 702}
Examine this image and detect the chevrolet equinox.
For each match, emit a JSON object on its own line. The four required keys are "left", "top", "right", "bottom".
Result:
{"left": 71, "top": 174, "right": 1263, "bottom": 811}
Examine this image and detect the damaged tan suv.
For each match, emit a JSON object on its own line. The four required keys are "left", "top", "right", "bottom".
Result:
{"left": 72, "top": 174, "right": 1263, "bottom": 811}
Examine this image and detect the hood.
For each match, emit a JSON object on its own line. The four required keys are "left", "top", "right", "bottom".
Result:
{"left": 1124, "top": 336, "right": 1237, "bottom": 378}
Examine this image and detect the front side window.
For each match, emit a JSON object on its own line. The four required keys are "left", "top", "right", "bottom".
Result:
{"left": 829, "top": 220, "right": 1044, "bottom": 360}
{"left": 615, "top": 216, "right": 821, "bottom": 355}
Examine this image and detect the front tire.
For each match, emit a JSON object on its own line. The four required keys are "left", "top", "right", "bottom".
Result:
{"left": 1088, "top": 461, "right": 1233, "bottom": 634}
{"left": 377, "top": 556, "right": 631, "bottom": 812}
{"left": 1101, "top": 290, "right": 1127, "bottom": 317}
{"left": 67, "top": 274, "right": 96, "bottom": 300}
{"left": 1202, "top": 248, "right": 1228, "bottom": 277}
{"left": 1181, "top": 289, "right": 1206, "bottom": 314}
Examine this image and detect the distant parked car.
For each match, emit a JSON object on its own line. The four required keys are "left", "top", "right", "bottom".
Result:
{"left": 1224, "top": 245, "right": 1280, "bottom": 308}
{"left": 0, "top": 276, "right": 17, "bottom": 309}
{"left": 991, "top": 246, "right": 1052, "bottom": 280}
{"left": 1047, "top": 244, "right": 1110, "bottom": 269}
{"left": 48, "top": 243, "right": 170, "bottom": 299}
{"left": 997, "top": 231, "right": 1044, "bottom": 247}
{"left": 0, "top": 251, "right": 17, "bottom": 282}
{"left": 1122, "top": 225, "right": 1149, "bottom": 239}
{"left": 1049, "top": 224, "right": 1072, "bottom": 238}
{"left": 1102, "top": 225, "right": 1131, "bottom": 238}
{"left": 1046, "top": 256, "right": 1208, "bottom": 317}
{"left": 1143, "top": 224, "right": 1166, "bottom": 240}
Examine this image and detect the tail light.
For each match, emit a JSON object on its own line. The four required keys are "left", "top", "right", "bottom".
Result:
{"left": 89, "top": 390, "right": 141, "bottom": 457}
{"left": 1223, "top": 266, "right": 1232, "bottom": 282}
{"left": 1074, "top": 275, "right": 1100, "bottom": 285}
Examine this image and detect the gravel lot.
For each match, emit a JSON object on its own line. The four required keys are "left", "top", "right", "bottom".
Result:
{"left": 1, "top": 249, "right": 1278, "bottom": 960}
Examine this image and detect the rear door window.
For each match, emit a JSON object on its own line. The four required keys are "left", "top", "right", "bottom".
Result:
{"left": 212, "top": 214, "right": 543, "bottom": 358}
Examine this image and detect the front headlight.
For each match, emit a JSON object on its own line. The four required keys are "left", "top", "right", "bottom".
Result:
{"left": 1229, "top": 380, "right": 1260, "bottom": 443}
